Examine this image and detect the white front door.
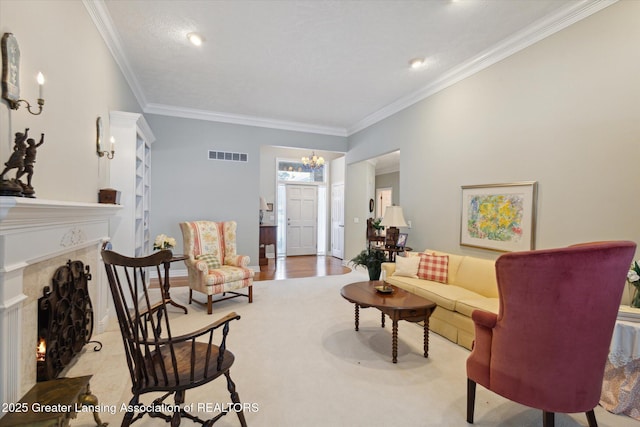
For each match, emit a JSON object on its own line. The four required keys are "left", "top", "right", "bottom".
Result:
{"left": 286, "top": 185, "right": 317, "bottom": 256}
{"left": 331, "top": 183, "right": 344, "bottom": 259}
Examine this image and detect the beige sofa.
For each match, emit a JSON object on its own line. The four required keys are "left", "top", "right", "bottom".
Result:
{"left": 381, "top": 249, "right": 498, "bottom": 350}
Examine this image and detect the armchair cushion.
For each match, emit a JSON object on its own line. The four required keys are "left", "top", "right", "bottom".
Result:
{"left": 196, "top": 253, "right": 222, "bottom": 269}
{"left": 205, "top": 266, "right": 254, "bottom": 286}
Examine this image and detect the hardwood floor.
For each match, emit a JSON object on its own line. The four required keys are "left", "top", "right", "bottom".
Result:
{"left": 159, "top": 255, "right": 351, "bottom": 288}
{"left": 254, "top": 255, "right": 351, "bottom": 281}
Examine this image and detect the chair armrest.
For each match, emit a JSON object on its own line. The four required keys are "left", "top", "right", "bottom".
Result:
{"left": 147, "top": 312, "right": 241, "bottom": 345}
{"left": 225, "top": 255, "right": 250, "bottom": 267}
{"left": 472, "top": 310, "right": 497, "bottom": 329}
{"left": 467, "top": 309, "right": 497, "bottom": 386}
{"left": 184, "top": 257, "right": 208, "bottom": 272}
{"left": 381, "top": 262, "right": 396, "bottom": 277}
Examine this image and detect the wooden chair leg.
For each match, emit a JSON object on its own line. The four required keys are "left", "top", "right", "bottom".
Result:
{"left": 543, "top": 411, "right": 555, "bottom": 427}
{"left": 189, "top": 288, "right": 193, "bottom": 304}
{"left": 207, "top": 295, "right": 212, "bottom": 314}
{"left": 248, "top": 286, "right": 253, "bottom": 303}
{"left": 225, "top": 371, "right": 247, "bottom": 427}
{"left": 586, "top": 409, "right": 598, "bottom": 427}
{"left": 467, "top": 378, "right": 476, "bottom": 423}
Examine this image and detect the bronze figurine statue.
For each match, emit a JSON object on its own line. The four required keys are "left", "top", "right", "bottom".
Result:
{"left": 17, "top": 133, "right": 44, "bottom": 197}
{"left": 0, "top": 128, "right": 45, "bottom": 197}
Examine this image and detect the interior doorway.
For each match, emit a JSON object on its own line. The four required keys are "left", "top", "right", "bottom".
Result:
{"left": 376, "top": 187, "right": 392, "bottom": 218}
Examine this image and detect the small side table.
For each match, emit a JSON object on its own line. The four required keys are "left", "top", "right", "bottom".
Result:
{"left": 600, "top": 319, "right": 640, "bottom": 420}
{"left": 162, "top": 254, "right": 188, "bottom": 314}
{"left": 259, "top": 225, "right": 277, "bottom": 266}
{"left": 385, "top": 246, "right": 412, "bottom": 262}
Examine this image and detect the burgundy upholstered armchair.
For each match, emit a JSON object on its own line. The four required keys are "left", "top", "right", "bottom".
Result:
{"left": 466, "top": 241, "right": 636, "bottom": 427}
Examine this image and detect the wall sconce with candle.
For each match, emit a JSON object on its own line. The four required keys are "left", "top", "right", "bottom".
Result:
{"left": 96, "top": 116, "right": 115, "bottom": 159}
{"left": 1, "top": 33, "right": 45, "bottom": 115}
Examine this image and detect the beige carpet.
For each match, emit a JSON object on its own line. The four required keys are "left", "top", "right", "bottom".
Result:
{"left": 65, "top": 270, "right": 639, "bottom": 427}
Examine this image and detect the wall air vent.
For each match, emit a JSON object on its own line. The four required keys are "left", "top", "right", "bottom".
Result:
{"left": 208, "top": 150, "right": 248, "bottom": 162}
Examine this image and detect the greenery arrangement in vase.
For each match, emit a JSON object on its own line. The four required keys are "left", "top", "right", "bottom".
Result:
{"left": 349, "top": 248, "right": 388, "bottom": 280}
{"left": 153, "top": 234, "right": 176, "bottom": 251}
{"left": 627, "top": 261, "right": 640, "bottom": 308}
{"left": 372, "top": 217, "right": 385, "bottom": 235}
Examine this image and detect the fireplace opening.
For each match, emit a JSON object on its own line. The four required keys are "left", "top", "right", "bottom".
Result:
{"left": 36, "top": 260, "right": 102, "bottom": 382}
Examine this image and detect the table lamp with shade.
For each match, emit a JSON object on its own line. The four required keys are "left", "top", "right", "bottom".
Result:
{"left": 380, "top": 205, "right": 407, "bottom": 248}
{"left": 259, "top": 197, "right": 268, "bottom": 224}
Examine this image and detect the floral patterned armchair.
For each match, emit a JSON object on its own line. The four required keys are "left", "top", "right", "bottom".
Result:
{"left": 179, "top": 220, "right": 254, "bottom": 314}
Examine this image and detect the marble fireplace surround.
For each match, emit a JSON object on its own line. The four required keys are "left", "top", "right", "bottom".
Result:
{"left": 0, "top": 197, "right": 120, "bottom": 408}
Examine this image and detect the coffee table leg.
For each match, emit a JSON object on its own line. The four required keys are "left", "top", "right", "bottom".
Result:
{"left": 424, "top": 316, "right": 429, "bottom": 358}
{"left": 392, "top": 320, "right": 398, "bottom": 363}
{"left": 354, "top": 304, "right": 359, "bottom": 331}
{"left": 381, "top": 311, "right": 385, "bottom": 328}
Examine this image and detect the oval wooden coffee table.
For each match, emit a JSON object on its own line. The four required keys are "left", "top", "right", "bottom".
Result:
{"left": 341, "top": 280, "right": 437, "bottom": 363}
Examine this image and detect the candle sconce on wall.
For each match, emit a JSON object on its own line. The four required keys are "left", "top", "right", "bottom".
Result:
{"left": 96, "top": 116, "right": 115, "bottom": 159}
{"left": 1, "top": 33, "right": 45, "bottom": 115}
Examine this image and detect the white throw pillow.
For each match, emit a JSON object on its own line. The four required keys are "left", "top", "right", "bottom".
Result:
{"left": 392, "top": 255, "right": 420, "bottom": 278}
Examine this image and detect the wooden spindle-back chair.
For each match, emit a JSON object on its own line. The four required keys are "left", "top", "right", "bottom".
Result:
{"left": 101, "top": 244, "right": 247, "bottom": 426}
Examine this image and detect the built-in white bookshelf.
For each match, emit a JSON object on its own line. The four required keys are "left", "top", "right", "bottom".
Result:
{"left": 109, "top": 111, "right": 155, "bottom": 258}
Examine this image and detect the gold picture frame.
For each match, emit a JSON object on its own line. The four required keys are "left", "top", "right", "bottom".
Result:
{"left": 460, "top": 181, "right": 538, "bottom": 252}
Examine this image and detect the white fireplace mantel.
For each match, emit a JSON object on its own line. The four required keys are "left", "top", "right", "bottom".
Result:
{"left": 0, "top": 197, "right": 120, "bottom": 409}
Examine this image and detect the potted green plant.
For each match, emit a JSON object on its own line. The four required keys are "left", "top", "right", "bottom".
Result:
{"left": 349, "top": 248, "right": 388, "bottom": 280}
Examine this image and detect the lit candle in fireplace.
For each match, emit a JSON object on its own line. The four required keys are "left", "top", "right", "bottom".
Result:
{"left": 36, "top": 338, "right": 46, "bottom": 362}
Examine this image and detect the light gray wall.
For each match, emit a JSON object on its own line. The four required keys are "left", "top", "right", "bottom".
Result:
{"left": 345, "top": 159, "right": 376, "bottom": 260}
{"left": 345, "top": 1, "right": 640, "bottom": 262}
{"left": 148, "top": 114, "right": 347, "bottom": 265}
{"left": 0, "top": 0, "right": 141, "bottom": 201}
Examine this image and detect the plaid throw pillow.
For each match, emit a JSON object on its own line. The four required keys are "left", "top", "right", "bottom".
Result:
{"left": 418, "top": 253, "right": 449, "bottom": 283}
{"left": 196, "top": 253, "right": 221, "bottom": 269}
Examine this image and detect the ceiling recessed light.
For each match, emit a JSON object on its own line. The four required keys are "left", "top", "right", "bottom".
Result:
{"left": 409, "top": 58, "right": 426, "bottom": 69}
{"left": 187, "top": 32, "right": 204, "bottom": 46}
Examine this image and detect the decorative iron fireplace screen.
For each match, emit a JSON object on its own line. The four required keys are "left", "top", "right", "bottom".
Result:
{"left": 37, "top": 260, "right": 101, "bottom": 382}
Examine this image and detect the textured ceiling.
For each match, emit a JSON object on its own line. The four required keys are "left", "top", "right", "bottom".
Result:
{"left": 95, "top": 0, "right": 608, "bottom": 136}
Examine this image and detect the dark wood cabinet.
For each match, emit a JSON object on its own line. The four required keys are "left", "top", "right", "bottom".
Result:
{"left": 259, "top": 225, "right": 277, "bottom": 266}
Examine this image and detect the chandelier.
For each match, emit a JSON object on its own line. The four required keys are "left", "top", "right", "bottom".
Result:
{"left": 301, "top": 152, "right": 325, "bottom": 170}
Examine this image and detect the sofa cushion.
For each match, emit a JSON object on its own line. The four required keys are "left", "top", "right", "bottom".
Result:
{"left": 393, "top": 255, "right": 420, "bottom": 278}
{"left": 454, "top": 256, "right": 499, "bottom": 298}
{"left": 196, "top": 253, "right": 221, "bottom": 269}
{"left": 418, "top": 253, "right": 448, "bottom": 283}
{"left": 392, "top": 278, "right": 485, "bottom": 311}
{"left": 455, "top": 297, "right": 500, "bottom": 318}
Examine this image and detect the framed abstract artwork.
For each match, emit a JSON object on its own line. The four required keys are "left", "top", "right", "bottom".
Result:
{"left": 460, "top": 181, "right": 538, "bottom": 252}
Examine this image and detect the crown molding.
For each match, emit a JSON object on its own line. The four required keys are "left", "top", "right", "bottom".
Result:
{"left": 84, "top": 0, "right": 615, "bottom": 138}
{"left": 144, "top": 103, "right": 348, "bottom": 137}
{"left": 83, "top": 0, "right": 148, "bottom": 108}
{"left": 347, "top": 0, "right": 617, "bottom": 136}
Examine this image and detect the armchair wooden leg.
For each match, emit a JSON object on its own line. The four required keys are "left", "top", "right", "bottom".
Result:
{"left": 207, "top": 295, "right": 212, "bottom": 315}
{"left": 189, "top": 289, "right": 193, "bottom": 304}
{"left": 248, "top": 286, "right": 253, "bottom": 303}
{"left": 467, "top": 378, "right": 476, "bottom": 424}
{"left": 586, "top": 409, "right": 598, "bottom": 427}
{"left": 543, "top": 411, "right": 555, "bottom": 427}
